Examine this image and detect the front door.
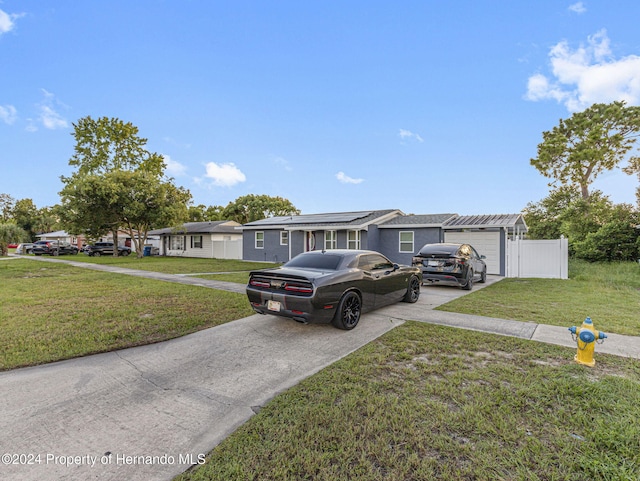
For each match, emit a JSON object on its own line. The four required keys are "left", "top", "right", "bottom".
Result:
{"left": 305, "top": 231, "right": 316, "bottom": 252}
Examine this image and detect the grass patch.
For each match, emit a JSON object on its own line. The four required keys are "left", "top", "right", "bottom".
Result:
{"left": 194, "top": 272, "right": 252, "bottom": 284}
{"left": 34, "top": 253, "right": 279, "bottom": 274}
{"left": 177, "top": 322, "right": 640, "bottom": 481}
{"left": 0, "top": 259, "right": 253, "bottom": 370}
{"left": 437, "top": 260, "right": 640, "bottom": 336}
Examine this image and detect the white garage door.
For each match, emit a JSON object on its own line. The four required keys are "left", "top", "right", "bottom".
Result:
{"left": 444, "top": 231, "right": 501, "bottom": 275}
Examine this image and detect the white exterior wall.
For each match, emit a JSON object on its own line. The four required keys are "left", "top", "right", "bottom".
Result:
{"left": 163, "top": 234, "right": 242, "bottom": 259}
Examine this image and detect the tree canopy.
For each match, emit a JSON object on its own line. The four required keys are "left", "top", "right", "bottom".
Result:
{"left": 0, "top": 223, "right": 28, "bottom": 256}
{"left": 531, "top": 101, "right": 640, "bottom": 200}
{"left": 221, "top": 194, "right": 300, "bottom": 224}
{"left": 60, "top": 116, "right": 191, "bottom": 256}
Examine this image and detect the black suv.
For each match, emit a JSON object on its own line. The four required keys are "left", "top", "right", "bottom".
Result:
{"left": 412, "top": 243, "right": 487, "bottom": 290}
{"left": 31, "top": 241, "right": 79, "bottom": 256}
{"left": 85, "top": 242, "right": 132, "bottom": 257}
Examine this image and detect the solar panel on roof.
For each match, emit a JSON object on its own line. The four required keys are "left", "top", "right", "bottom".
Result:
{"left": 250, "top": 211, "right": 373, "bottom": 225}
{"left": 287, "top": 211, "right": 373, "bottom": 224}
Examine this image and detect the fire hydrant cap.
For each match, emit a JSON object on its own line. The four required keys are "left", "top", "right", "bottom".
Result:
{"left": 579, "top": 330, "right": 596, "bottom": 343}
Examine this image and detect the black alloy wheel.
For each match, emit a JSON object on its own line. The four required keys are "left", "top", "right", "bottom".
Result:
{"left": 480, "top": 269, "right": 487, "bottom": 283}
{"left": 333, "top": 291, "right": 362, "bottom": 330}
{"left": 403, "top": 276, "right": 421, "bottom": 303}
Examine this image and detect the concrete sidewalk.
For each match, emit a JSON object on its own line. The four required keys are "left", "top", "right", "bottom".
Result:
{"left": 2, "top": 256, "right": 638, "bottom": 480}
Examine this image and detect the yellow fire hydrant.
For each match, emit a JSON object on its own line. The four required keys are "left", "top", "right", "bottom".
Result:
{"left": 568, "top": 317, "right": 607, "bottom": 367}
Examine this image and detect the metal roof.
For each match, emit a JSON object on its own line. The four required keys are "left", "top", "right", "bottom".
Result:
{"left": 378, "top": 213, "right": 457, "bottom": 228}
{"left": 148, "top": 221, "right": 242, "bottom": 235}
{"left": 443, "top": 214, "right": 527, "bottom": 230}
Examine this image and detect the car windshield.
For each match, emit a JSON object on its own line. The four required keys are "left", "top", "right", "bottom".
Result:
{"left": 285, "top": 253, "right": 343, "bottom": 270}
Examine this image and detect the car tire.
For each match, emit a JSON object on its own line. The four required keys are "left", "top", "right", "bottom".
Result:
{"left": 332, "top": 291, "right": 362, "bottom": 330}
{"left": 462, "top": 270, "right": 473, "bottom": 290}
{"left": 403, "top": 276, "right": 421, "bottom": 303}
{"left": 479, "top": 268, "right": 486, "bottom": 283}
{"left": 122, "top": 250, "right": 130, "bottom": 256}
{"left": 94, "top": 251, "right": 101, "bottom": 257}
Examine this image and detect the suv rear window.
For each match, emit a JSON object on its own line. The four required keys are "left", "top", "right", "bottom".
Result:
{"left": 418, "top": 244, "right": 460, "bottom": 256}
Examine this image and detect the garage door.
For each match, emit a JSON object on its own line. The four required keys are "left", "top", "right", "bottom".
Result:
{"left": 444, "top": 231, "right": 501, "bottom": 275}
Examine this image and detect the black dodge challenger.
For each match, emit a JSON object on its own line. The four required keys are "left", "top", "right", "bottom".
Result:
{"left": 246, "top": 249, "right": 422, "bottom": 330}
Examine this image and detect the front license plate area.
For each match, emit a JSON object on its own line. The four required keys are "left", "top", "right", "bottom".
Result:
{"left": 267, "top": 300, "right": 281, "bottom": 312}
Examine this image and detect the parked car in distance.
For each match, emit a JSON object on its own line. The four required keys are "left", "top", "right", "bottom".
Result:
{"left": 8, "top": 243, "right": 18, "bottom": 248}
{"left": 31, "top": 240, "right": 79, "bottom": 256}
{"left": 85, "top": 242, "right": 131, "bottom": 257}
{"left": 412, "top": 243, "right": 487, "bottom": 290}
{"left": 15, "top": 243, "right": 34, "bottom": 254}
{"left": 246, "top": 249, "right": 422, "bottom": 330}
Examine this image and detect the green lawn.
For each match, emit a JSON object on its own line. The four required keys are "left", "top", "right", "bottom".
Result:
{"left": 177, "top": 322, "right": 640, "bottom": 481}
{"left": 0, "top": 259, "right": 254, "bottom": 370}
{"left": 438, "top": 260, "right": 640, "bottom": 336}
{"left": 40, "top": 252, "right": 280, "bottom": 274}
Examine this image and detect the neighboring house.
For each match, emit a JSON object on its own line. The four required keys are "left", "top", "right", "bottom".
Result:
{"left": 240, "top": 210, "right": 528, "bottom": 276}
{"left": 148, "top": 221, "right": 243, "bottom": 259}
{"left": 36, "top": 230, "right": 84, "bottom": 248}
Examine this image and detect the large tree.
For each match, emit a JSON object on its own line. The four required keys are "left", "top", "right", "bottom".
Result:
{"left": 0, "top": 223, "right": 28, "bottom": 256}
{"left": 0, "top": 194, "right": 15, "bottom": 222}
{"left": 11, "top": 198, "right": 39, "bottom": 239}
{"left": 222, "top": 194, "right": 300, "bottom": 224}
{"left": 60, "top": 116, "right": 190, "bottom": 256}
{"left": 531, "top": 101, "right": 640, "bottom": 200}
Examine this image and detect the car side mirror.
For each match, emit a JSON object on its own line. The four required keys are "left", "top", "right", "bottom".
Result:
{"left": 384, "top": 264, "right": 400, "bottom": 275}
{"left": 480, "top": 255, "right": 486, "bottom": 259}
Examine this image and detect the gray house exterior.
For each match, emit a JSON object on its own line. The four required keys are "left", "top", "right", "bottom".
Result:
{"left": 241, "top": 210, "right": 402, "bottom": 263}
{"left": 240, "top": 210, "right": 528, "bottom": 276}
{"left": 377, "top": 213, "right": 457, "bottom": 265}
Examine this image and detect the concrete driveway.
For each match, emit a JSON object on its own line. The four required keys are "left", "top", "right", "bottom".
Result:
{"left": 2, "top": 267, "right": 638, "bottom": 481}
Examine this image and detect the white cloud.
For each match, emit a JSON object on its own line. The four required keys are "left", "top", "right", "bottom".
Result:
{"left": 203, "top": 162, "right": 246, "bottom": 187}
{"left": 398, "top": 128, "right": 424, "bottom": 143}
{"left": 568, "top": 2, "right": 586, "bottom": 14}
{"left": 38, "top": 89, "right": 69, "bottom": 129}
{"left": 273, "top": 156, "right": 292, "bottom": 171}
{"left": 0, "top": 9, "right": 23, "bottom": 35}
{"left": 0, "top": 105, "right": 17, "bottom": 124}
{"left": 163, "top": 154, "right": 187, "bottom": 177}
{"left": 336, "top": 171, "right": 364, "bottom": 184}
{"left": 526, "top": 30, "right": 640, "bottom": 111}
{"left": 39, "top": 105, "right": 67, "bottom": 129}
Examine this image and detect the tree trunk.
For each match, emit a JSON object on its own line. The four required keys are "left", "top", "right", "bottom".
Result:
{"left": 112, "top": 229, "right": 119, "bottom": 257}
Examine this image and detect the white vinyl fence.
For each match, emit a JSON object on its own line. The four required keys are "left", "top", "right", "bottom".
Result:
{"left": 212, "top": 239, "right": 242, "bottom": 260}
{"left": 506, "top": 238, "right": 568, "bottom": 279}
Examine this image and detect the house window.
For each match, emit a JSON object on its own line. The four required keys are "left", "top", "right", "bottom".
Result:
{"left": 347, "top": 230, "right": 360, "bottom": 249}
{"left": 255, "top": 231, "right": 264, "bottom": 249}
{"left": 399, "top": 231, "right": 414, "bottom": 253}
{"left": 280, "top": 231, "right": 289, "bottom": 245}
{"left": 169, "top": 235, "right": 184, "bottom": 250}
{"left": 324, "top": 231, "right": 337, "bottom": 250}
{"left": 191, "top": 235, "right": 203, "bottom": 249}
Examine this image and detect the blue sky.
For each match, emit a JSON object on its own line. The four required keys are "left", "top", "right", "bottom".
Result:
{"left": 1, "top": 1, "right": 639, "bottom": 217}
